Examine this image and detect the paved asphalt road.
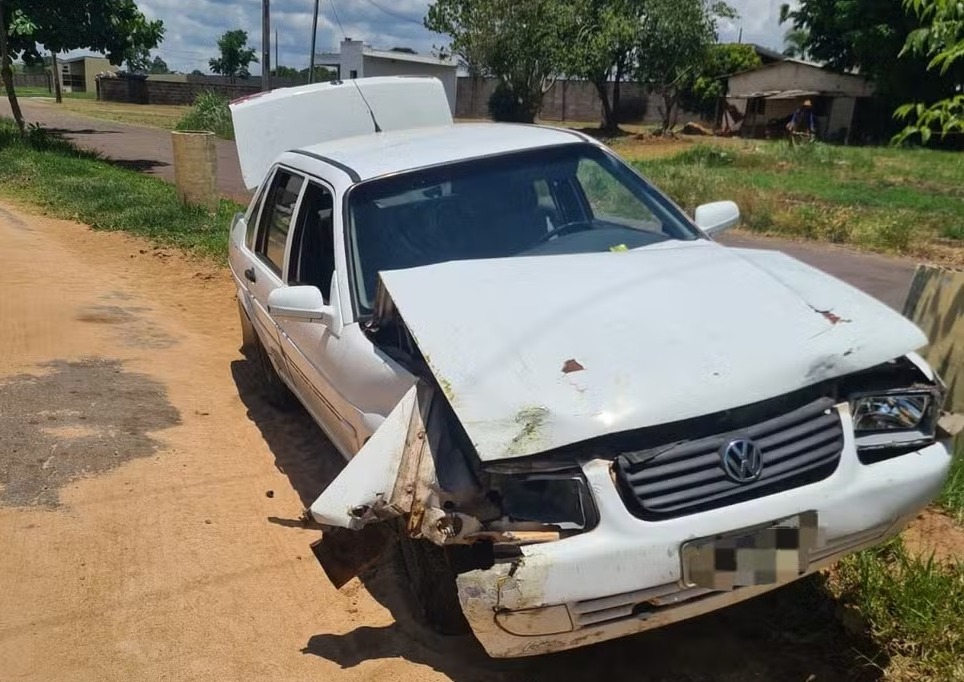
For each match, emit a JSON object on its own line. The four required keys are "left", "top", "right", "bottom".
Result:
{"left": 2, "top": 97, "right": 918, "bottom": 309}
{"left": 2, "top": 98, "right": 251, "bottom": 203}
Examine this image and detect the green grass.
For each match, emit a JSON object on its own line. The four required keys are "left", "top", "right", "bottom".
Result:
{"left": 939, "top": 439, "right": 964, "bottom": 522}
{"left": 14, "top": 85, "right": 96, "bottom": 99}
{"left": 0, "top": 118, "right": 241, "bottom": 260}
{"left": 175, "top": 91, "right": 235, "bottom": 140}
{"left": 832, "top": 537, "right": 964, "bottom": 680}
{"left": 637, "top": 142, "right": 964, "bottom": 259}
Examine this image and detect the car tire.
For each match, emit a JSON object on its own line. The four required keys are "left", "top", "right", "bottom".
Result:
{"left": 245, "top": 320, "right": 297, "bottom": 410}
{"left": 254, "top": 340, "right": 297, "bottom": 410}
{"left": 397, "top": 533, "right": 471, "bottom": 636}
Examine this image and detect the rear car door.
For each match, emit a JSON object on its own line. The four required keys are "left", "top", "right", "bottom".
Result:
{"left": 276, "top": 180, "right": 357, "bottom": 454}
{"left": 245, "top": 168, "right": 306, "bottom": 379}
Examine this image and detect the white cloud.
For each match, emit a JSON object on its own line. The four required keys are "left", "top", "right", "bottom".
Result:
{"left": 718, "top": 0, "right": 793, "bottom": 50}
{"left": 63, "top": 0, "right": 792, "bottom": 75}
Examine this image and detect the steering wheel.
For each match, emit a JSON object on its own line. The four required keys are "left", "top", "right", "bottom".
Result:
{"left": 532, "top": 220, "right": 594, "bottom": 246}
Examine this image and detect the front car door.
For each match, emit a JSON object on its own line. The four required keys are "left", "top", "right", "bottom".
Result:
{"left": 245, "top": 168, "right": 306, "bottom": 382}
{"left": 274, "top": 180, "right": 359, "bottom": 454}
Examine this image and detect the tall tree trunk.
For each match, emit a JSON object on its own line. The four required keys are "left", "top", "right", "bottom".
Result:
{"left": 612, "top": 58, "right": 624, "bottom": 130}
{"left": 51, "top": 52, "right": 62, "bottom": 104}
{"left": 594, "top": 78, "right": 616, "bottom": 132}
{"left": 0, "top": 0, "right": 26, "bottom": 134}
{"left": 661, "top": 91, "right": 675, "bottom": 133}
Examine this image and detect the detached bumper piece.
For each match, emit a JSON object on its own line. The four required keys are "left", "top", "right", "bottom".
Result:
{"left": 615, "top": 397, "right": 843, "bottom": 519}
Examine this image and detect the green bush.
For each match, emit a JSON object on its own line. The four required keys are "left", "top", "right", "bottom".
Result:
{"left": 669, "top": 144, "right": 736, "bottom": 167}
{"left": 488, "top": 82, "right": 538, "bottom": 123}
{"left": 175, "top": 91, "right": 235, "bottom": 140}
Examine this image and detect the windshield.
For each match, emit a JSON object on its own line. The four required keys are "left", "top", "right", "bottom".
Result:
{"left": 346, "top": 142, "right": 700, "bottom": 313}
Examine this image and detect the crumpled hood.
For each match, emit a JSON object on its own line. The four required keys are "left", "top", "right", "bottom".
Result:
{"left": 377, "top": 240, "right": 926, "bottom": 462}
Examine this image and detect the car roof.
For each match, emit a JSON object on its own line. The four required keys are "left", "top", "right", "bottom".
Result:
{"left": 292, "top": 123, "right": 591, "bottom": 182}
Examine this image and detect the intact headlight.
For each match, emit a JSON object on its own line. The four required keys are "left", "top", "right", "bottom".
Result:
{"left": 850, "top": 389, "right": 942, "bottom": 458}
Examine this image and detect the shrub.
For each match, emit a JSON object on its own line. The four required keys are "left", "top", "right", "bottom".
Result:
{"left": 488, "top": 82, "right": 538, "bottom": 123}
{"left": 175, "top": 91, "right": 235, "bottom": 140}
{"left": 670, "top": 145, "right": 736, "bottom": 167}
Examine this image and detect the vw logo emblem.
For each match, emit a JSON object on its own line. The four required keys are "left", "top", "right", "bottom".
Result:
{"left": 720, "top": 438, "right": 764, "bottom": 483}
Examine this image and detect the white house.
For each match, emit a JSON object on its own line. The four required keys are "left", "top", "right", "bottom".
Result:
{"left": 724, "top": 59, "right": 876, "bottom": 142}
{"left": 316, "top": 39, "right": 458, "bottom": 114}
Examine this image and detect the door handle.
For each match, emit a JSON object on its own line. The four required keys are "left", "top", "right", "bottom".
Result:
{"left": 243, "top": 267, "right": 256, "bottom": 283}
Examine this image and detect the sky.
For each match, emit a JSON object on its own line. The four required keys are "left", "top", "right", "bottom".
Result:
{"left": 73, "top": 0, "right": 794, "bottom": 74}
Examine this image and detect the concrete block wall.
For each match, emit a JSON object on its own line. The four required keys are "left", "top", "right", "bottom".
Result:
{"left": 455, "top": 77, "right": 703, "bottom": 125}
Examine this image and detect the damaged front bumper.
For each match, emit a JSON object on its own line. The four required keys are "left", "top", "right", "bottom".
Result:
{"left": 307, "top": 380, "right": 958, "bottom": 658}
{"left": 455, "top": 437, "right": 952, "bottom": 658}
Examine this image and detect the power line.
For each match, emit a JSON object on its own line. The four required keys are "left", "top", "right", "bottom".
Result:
{"left": 358, "top": 0, "right": 424, "bottom": 26}
{"left": 328, "top": 0, "right": 347, "bottom": 40}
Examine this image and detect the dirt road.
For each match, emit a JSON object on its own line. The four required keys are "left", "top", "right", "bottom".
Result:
{"left": 0, "top": 203, "right": 903, "bottom": 681}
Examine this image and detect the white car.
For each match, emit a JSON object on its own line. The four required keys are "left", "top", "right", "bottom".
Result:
{"left": 227, "top": 78, "right": 956, "bottom": 658}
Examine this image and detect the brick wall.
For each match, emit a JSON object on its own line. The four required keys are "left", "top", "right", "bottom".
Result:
{"left": 98, "top": 74, "right": 709, "bottom": 127}
{"left": 456, "top": 77, "right": 704, "bottom": 125}
{"left": 13, "top": 73, "right": 51, "bottom": 89}
{"left": 99, "top": 78, "right": 264, "bottom": 105}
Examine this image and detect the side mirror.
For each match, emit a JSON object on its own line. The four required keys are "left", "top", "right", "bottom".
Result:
{"left": 267, "top": 285, "right": 333, "bottom": 324}
{"left": 694, "top": 200, "right": 741, "bottom": 236}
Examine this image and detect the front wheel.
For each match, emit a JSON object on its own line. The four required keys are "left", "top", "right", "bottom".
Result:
{"left": 397, "top": 534, "right": 470, "bottom": 635}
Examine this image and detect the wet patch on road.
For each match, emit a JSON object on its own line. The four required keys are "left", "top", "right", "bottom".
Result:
{"left": 76, "top": 302, "right": 177, "bottom": 349}
{"left": 0, "top": 358, "right": 180, "bottom": 507}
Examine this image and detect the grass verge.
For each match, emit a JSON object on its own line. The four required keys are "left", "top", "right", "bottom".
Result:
{"left": 832, "top": 536, "right": 964, "bottom": 680}
{"left": 0, "top": 117, "right": 240, "bottom": 260}
{"left": 939, "top": 439, "right": 964, "bottom": 522}
{"left": 636, "top": 141, "right": 964, "bottom": 263}
{"left": 14, "top": 86, "right": 96, "bottom": 100}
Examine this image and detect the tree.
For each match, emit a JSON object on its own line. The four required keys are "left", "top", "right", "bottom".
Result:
{"left": 149, "top": 55, "right": 169, "bottom": 74}
{"left": 271, "top": 65, "right": 300, "bottom": 79}
{"left": 560, "top": 0, "right": 642, "bottom": 132}
{"left": 681, "top": 43, "right": 761, "bottom": 119}
{"left": 634, "top": 0, "right": 735, "bottom": 132}
{"left": 894, "top": 0, "right": 964, "bottom": 144}
{"left": 782, "top": 28, "right": 810, "bottom": 58}
{"left": 299, "top": 65, "right": 336, "bottom": 82}
{"left": 777, "top": 0, "right": 957, "bottom": 104}
{"left": 0, "top": 0, "right": 163, "bottom": 133}
{"left": 190, "top": 69, "right": 205, "bottom": 76}
{"left": 425, "top": 0, "right": 572, "bottom": 123}
{"left": 209, "top": 29, "right": 257, "bottom": 83}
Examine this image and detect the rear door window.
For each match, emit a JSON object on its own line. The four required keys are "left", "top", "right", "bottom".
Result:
{"left": 255, "top": 170, "right": 305, "bottom": 275}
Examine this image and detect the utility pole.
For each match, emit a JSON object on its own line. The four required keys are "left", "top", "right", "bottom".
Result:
{"left": 275, "top": 29, "right": 279, "bottom": 75}
{"left": 309, "top": 0, "right": 320, "bottom": 83}
{"left": 261, "top": 0, "right": 271, "bottom": 91}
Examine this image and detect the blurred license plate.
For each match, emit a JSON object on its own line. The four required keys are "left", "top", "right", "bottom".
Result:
{"left": 682, "top": 512, "right": 819, "bottom": 590}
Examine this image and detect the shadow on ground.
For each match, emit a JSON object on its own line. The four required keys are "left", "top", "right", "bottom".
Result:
{"left": 109, "top": 159, "right": 171, "bottom": 173}
{"left": 46, "top": 127, "right": 121, "bottom": 136}
{"left": 230, "top": 358, "right": 888, "bottom": 682}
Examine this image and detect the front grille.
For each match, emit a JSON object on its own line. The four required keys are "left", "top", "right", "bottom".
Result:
{"left": 615, "top": 397, "right": 843, "bottom": 520}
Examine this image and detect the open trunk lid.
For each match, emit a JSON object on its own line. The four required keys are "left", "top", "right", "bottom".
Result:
{"left": 229, "top": 76, "right": 452, "bottom": 189}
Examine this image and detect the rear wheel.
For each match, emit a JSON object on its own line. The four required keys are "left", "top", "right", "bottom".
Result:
{"left": 397, "top": 534, "right": 470, "bottom": 635}
{"left": 239, "top": 300, "right": 296, "bottom": 410}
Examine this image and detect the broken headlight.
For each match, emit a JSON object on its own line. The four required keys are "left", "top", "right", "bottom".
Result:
{"left": 492, "top": 471, "right": 598, "bottom": 534}
{"left": 850, "top": 389, "right": 942, "bottom": 461}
